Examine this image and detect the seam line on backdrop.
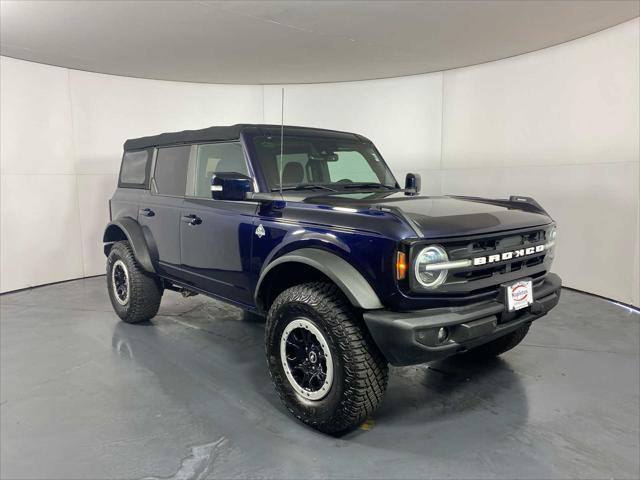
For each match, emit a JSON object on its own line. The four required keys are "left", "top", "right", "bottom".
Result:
{"left": 67, "top": 68, "right": 87, "bottom": 279}
{"left": 0, "top": 173, "right": 120, "bottom": 176}
{"left": 261, "top": 84, "right": 266, "bottom": 123}
{"left": 2, "top": 159, "right": 636, "bottom": 178}
{"left": 440, "top": 72, "right": 444, "bottom": 173}
{"left": 439, "top": 71, "right": 445, "bottom": 197}
{"left": 424, "top": 161, "right": 639, "bottom": 170}
{"left": 5, "top": 159, "right": 637, "bottom": 177}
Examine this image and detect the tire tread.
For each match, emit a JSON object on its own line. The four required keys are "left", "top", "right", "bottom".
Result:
{"left": 266, "top": 282, "right": 388, "bottom": 434}
{"left": 107, "top": 241, "right": 162, "bottom": 323}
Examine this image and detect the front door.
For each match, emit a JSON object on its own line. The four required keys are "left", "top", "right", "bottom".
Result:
{"left": 179, "top": 142, "right": 258, "bottom": 307}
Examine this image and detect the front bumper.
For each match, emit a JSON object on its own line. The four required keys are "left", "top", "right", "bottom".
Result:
{"left": 363, "top": 273, "right": 562, "bottom": 366}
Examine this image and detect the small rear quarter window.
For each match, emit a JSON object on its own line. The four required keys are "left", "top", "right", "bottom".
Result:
{"left": 119, "top": 149, "right": 151, "bottom": 187}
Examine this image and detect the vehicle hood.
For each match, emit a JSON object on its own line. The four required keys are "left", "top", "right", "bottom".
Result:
{"left": 298, "top": 191, "right": 552, "bottom": 238}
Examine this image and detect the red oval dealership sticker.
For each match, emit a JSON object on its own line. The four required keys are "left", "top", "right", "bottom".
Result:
{"left": 512, "top": 284, "right": 529, "bottom": 302}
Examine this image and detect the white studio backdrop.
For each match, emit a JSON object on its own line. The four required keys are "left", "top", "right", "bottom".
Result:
{"left": 1, "top": 18, "right": 638, "bottom": 306}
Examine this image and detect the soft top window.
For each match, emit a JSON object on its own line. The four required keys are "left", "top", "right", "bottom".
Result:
{"left": 119, "top": 149, "right": 152, "bottom": 188}
{"left": 154, "top": 145, "right": 190, "bottom": 196}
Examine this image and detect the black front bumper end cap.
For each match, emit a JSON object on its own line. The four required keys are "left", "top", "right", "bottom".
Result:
{"left": 363, "top": 273, "right": 562, "bottom": 366}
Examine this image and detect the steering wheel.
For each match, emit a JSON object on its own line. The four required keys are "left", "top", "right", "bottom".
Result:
{"left": 336, "top": 179, "right": 352, "bottom": 184}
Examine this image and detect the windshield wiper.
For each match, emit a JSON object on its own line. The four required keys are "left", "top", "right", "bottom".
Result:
{"left": 271, "top": 184, "right": 337, "bottom": 192}
{"left": 341, "top": 183, "right": 397, "bottom": 190}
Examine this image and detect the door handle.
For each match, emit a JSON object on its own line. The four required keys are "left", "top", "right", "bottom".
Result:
{"left": 139, "top": 208, "right": 155, "bottom": 217}
{"left": 181, "top": 214, "right": 202, "bottom": 226}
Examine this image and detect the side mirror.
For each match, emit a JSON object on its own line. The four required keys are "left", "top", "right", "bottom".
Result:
{"left": 404, "top": 173, "right": 421, "bottom": 196}
{"left": 211, "top": 172, "right": 252, "bottom": 201}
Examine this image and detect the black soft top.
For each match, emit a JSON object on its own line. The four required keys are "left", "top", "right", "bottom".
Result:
{"left": 123, "top": 124, "right": 369, "bottom": 151}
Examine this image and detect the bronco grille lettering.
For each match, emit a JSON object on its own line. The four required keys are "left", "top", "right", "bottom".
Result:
{"left": 473, "top": 244, "right": 545, "bottom": 266}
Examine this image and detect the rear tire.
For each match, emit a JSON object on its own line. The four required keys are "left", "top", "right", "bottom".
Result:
{"left": 462, "top": 323, "right": 530, "bottom": 359}
{"left": 265, "top": 282, "right": 388, "bottom": 435}
{"left": 106, "top": 241, "right": 162, "bottom": 323}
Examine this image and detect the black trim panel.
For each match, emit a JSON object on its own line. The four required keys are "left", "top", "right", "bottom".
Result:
{"left": 364, "top": 273, "right": 562, "bottom": 366}
{"left": 255, "top": 248, "right": 384, "bottom": 310}
{"left": 103, "top": 217, "right": 156, "bottom": 273}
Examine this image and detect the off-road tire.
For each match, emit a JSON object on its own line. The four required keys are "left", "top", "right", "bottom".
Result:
{"left": 106, "top": 241, "right": 162, "bottom": 323}
{"left": 463, "top": 323, "right": 530, "bottom": 359}
{"left": 265, "top": 282, "right": 389, "bottom": 435}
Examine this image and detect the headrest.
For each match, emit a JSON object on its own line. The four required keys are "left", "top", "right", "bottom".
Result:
{"left": 282, "top": 162, "right": 304, "bottom": 184}
{"left": 216, "top": 158, "right": 240, "bottom": 173}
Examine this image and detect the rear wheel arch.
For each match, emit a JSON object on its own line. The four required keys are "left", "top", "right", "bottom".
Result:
{"left": 103, "top": 224, "right": 128, "bottom": 248}
{"left": 255, "top": 248, "right": 384, "bottom": 314}
{"left": 103, "top": 217, "right": 156, "bottom": 274}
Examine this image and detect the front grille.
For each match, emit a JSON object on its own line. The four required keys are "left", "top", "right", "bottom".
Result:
{"left": 452, "top": 258, "right": 546, "bottom": 282}
{"left": 407, "top": 226, "right": 553, "bottom": 299}
{"left": 446, "top": 228, "right": 548, "bottom": 281}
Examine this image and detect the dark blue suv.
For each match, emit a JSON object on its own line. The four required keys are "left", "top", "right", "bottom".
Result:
{"left": 104, "top": 124, "right": 561, "bottom": 434}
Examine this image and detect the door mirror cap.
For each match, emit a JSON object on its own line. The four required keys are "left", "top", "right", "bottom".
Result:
{"left": 211, "top": 172, "right": 252, "bottom": 200}
{"left": 404, "top": 173, "right": 421, "bottom": 196}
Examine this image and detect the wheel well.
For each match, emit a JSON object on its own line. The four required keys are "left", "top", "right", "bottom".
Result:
{"left": 103, "top": 224, "right": 128, "bottom": 255}
{"left": 257, "top": 262, "right": 334, "bottom": 313}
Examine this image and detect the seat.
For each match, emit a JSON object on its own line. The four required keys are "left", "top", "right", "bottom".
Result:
{"left": 282, "top": 162, "right": 304, "bottom": 184}
{"left": 216, "top": 158, "right": 243, "bottom": 174}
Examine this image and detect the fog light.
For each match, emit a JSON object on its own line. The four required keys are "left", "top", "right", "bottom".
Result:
{"left": 437, "top": 327, "right": 449, "bottom": 344}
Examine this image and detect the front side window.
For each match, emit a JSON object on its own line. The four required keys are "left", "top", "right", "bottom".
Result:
{"left": 189, "top": 142, "right": 249, "bottom": 198}
{"left": 154, "top": 145, "right": 190, "bottom": 196}
{"left": 251, "top": 135, "right": 397, "bottom": 192}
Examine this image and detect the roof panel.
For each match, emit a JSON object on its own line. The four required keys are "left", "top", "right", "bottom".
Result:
{"left": 123, "top": 124, "right": 364, "bottom": 150}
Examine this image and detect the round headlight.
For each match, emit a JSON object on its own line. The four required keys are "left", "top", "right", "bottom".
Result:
{"left": 414, "top": 245, "right": 448, "bottom": 288}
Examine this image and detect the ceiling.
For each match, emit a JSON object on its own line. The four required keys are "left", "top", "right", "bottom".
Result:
{"left": 1, "top": 0, "right": 638, "bottom": 84}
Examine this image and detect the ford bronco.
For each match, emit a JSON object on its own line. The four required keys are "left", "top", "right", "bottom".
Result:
{"left": 104, "top": 124, "right": 561, "bottom": 434}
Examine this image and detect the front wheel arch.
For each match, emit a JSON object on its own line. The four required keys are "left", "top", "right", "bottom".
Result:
{"left": 254, "top": 248, "right": 384, "bottom": 314}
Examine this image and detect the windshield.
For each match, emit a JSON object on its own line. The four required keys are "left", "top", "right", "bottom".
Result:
{"left": 250, "top": 135, "right": 398, "bottom": 191}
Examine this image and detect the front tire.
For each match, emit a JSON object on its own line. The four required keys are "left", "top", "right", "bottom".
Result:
{"left": 106, "top": 241, "right": 162, "bottom": 323}
{"left": 265, "top": 282, "right": 389, "bottom": 435}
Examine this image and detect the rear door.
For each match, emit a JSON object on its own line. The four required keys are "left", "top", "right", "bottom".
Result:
{"left": 137, "top": 145, "right": 190, "bottom": 278}
{"left": 179, "top": 142, "right": 258, "bottom": 307}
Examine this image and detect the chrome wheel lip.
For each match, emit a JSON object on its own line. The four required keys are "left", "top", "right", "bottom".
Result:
{"left": 280, "top": 318, "right": 333, "bottom": 401}
{"left": 111, "top": 259, "right": 130, "bottom": 306}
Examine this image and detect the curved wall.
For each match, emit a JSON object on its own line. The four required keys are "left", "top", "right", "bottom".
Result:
{"left": 1, "top": 18, "right": 638, "bottom": 305}
{"left": 0, "top": 60, "right": 264, "bottom": 291}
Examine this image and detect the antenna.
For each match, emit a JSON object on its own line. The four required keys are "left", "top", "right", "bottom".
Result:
{"left": 279, "top": 87, "right": 284, "bottom": 198}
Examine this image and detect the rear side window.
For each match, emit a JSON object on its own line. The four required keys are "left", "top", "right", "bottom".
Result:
{"left": 119, "top": 149, "right": 152, "bottom": 188}
{"left": 154, "top": 145, "right": 190, "bottom": 196}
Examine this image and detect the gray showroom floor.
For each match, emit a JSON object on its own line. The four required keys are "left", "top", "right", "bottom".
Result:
{"left": 1, "top": 277, "right": 638, "bottom": 480}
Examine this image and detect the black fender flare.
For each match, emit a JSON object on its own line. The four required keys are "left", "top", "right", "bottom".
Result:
{"left": 255, "top": 248, "right": 384, "bottom": 310}
{"left": 103, "top": 217, "right": 156, "bottom": 274}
